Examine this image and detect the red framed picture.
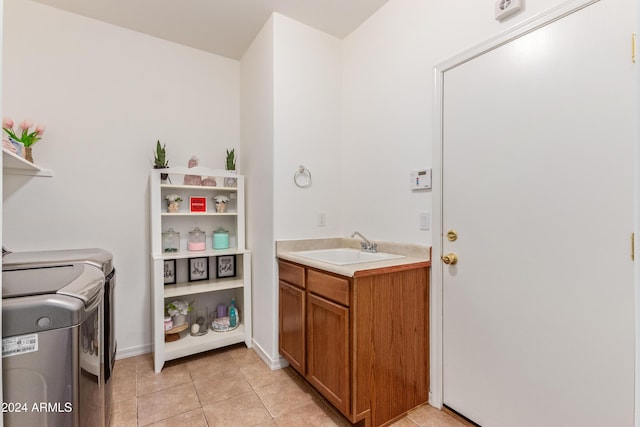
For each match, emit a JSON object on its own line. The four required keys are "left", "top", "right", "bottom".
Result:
{"left": 189, "top": 196, "right": 207, "bottom": 213}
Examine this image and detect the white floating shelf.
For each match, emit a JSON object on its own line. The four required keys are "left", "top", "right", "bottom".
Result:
{"left": 3, "top": 148, "right": 53, "bottom": 177}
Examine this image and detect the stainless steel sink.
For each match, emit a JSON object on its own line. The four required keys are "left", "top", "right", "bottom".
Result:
{"left": 292, "top": 248, "right": 404, "bottom": 265}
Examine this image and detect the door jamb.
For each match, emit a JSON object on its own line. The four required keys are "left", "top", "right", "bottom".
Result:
{"left": 430, "top": 0, "right": 600, "bottom": 409}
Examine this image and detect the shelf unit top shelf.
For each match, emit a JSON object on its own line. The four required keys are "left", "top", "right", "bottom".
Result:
{"left": 161, "top": 212, "right": 238, "bottom": 217}
{"left": 3, "top": 148, "right": 53, "bottom": 177}
{"left": 160, "top": 183, "right": 237, "bottom": 191}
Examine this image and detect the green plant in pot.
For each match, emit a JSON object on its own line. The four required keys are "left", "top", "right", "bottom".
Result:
{"left": 153, "top": 140, "right": 169, "bottom": 181}
{"left": 224, "top": 148, "right": 237, "bottom": 187}
{"left": 225, "top": 148, "right": 235, "bottom": 171}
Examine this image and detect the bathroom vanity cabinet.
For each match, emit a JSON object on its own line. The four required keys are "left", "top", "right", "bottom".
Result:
{"left": 150, "top": 167, "right": 252, "bottom": 373}
{"left": 278, "top": 259, "right": 429, "bottom": 427}
{"left": 278, "top": 261, "right": 306, "bottom": 373}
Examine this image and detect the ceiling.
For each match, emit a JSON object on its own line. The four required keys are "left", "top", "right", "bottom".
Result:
{"left": 30, "top": 0, "right": 390, "bottom": 60}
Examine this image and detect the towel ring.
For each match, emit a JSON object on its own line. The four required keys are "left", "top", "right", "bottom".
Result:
{"left": 294, "top": 165, "right": 312, "bottom": 188}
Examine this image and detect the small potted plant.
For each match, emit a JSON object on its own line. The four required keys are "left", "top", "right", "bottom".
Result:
{"left": 166, "top": 300, "right": 192, "bottom": 327}
{"left": 225, "top": 148, "right": 236, "bottom": 171}
{"left": 224, "top": 148, "right": 237, "bottom": 187}
{"left": 165, "top": 194, "right": 182, "bottom": 213}
{"left": 213, "top": 195, "right": 230, "bottom": 213}
{"left": 153, "top": 140, "right": 169, "bottom": 182}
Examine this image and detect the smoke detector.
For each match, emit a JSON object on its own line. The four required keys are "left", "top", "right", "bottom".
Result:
{"left": 495, "top": 0, "right": 523, "bottom": 21}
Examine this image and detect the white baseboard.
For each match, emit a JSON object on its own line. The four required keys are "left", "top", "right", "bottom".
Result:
{"left": 251, "top": 338, "right": 289, "bottom": 370}
{"left": 115, "top": 340, "right": 289, "bottom": 371}
{"left": 115, "top": 343, "right": 152, "bottom": 360}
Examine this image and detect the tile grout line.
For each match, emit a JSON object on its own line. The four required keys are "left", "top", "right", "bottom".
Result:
{"left": 189, "top": 365, "right": 209, "bottom": 427}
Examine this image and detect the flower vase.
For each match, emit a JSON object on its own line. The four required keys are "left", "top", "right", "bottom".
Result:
{"left": 215, "top": 202, "right": 227, "bottom": 213}
{"left": 172, "top": 314, "right": 187, "bottom": 327}
{"left": 167, "top": 202, "right": 180, "bottom": 213}
{"left": 25, "top": 147, "right": 33, "bottom": 163}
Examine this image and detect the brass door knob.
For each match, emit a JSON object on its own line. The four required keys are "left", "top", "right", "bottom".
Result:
{"left": 441, "top": 253, "right": 458, "bottom": 265}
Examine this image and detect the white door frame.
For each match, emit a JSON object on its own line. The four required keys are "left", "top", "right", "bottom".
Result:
{"left": 430, "top": 0, "right": 638, "bottom": 418}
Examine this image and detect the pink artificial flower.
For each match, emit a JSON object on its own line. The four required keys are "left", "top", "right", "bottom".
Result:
{"left": 2, "top": 117, "right": 14, "bottom": 129}
{"left": 35, "top": 125, "right": 46, "bottom": 135}
{"left": 19, "top": 120, "right": 33, "bottom": 131}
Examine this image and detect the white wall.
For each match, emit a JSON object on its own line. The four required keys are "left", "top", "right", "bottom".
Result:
{"left": 341, "top": 0, "right": 574, "bottom": 246}
{"left": 240, "top": 13, "right": 343, "bottom": 364}
{"left": 240, "top": 16, "right": 277, "bottom": 363}
{"left": 272, "top": 14, "right": 343, "bottom": 240}
{"left": 343, "top": 0, "right": 638, "bottom": 419}
{"left": 2, "top": 0, "right": 240, "bottom": 355}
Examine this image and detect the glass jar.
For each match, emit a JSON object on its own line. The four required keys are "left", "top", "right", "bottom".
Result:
{"left": 188, "top": 227, "right": 206, "bottom": 251}
{"left": 190, "top": 305, "right": 208, "bottom": 336}
{"left": 162, "top": 228, "right": 180, "bottom": 253}
{"left": 213, "top": 227, "right": 230, "bottom": 249}
{"left": 164, "top": 316, "right": 173, "bottom": 331}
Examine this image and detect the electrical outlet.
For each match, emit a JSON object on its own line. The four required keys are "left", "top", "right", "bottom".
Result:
{"left": 495, "top": 0, "right": 523, "bottom": 21}
{"left": 318, "top": 213, "right": 326, "bottom": 227}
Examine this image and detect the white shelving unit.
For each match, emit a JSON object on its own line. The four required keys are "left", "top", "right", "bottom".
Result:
{"left": 2, "top": 147, "right": 53, "bottom": 177}
{"left": 150, "top": 166, "right": 252, "bottom": 372}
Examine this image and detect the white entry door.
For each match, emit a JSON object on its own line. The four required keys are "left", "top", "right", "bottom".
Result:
{"left": 439, "top": 1, "right": 636, "bottom": 426}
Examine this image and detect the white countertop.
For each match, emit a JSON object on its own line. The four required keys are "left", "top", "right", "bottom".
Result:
{"left": 276, "top": 238, "right": 431, "bottom": 277}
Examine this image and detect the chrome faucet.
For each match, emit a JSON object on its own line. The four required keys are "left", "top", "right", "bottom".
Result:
{"left": 351, "top": 231, "right": 378, "bottom": 253}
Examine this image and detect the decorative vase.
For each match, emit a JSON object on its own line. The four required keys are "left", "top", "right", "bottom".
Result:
{"left": 167, "top": 202, "right": 180, "bottom": 213}
{"left": 172, "top": 314, "right": 187, "bottom": 327}
{"left": 215, "top": 201, "right": 227, "bottom": 213}
{"left": 24, "top": 147, "right": 33, "bottom": 163}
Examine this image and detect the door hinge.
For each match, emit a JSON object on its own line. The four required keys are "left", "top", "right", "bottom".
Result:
{"left": 632, "top": 233, "right": 635, "bottom": 261}
{"left": 632, "top": 33, "right": 637, "bottom": 63}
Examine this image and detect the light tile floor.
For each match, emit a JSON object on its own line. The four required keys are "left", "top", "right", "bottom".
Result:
{"left": 108, "top": 344, "right": 464, "bottom": 427}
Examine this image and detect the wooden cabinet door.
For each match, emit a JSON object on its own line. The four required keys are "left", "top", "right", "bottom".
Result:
{"left": 278, "top": 280, "right": 306, "bottom": 374}
{"left": 306, "top": 292, "right": 350, "bottom": 417}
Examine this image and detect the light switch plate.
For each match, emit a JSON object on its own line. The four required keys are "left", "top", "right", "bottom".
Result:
{"left": 419, "top": 211, "right": 430, "bottom": 230}
{"left": 495, "top": 0, "right": 523, "bottom": 21}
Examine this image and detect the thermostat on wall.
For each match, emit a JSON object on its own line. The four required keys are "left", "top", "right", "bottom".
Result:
{"left": 411, "top": 169, "right": 431, "bottom": 190}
